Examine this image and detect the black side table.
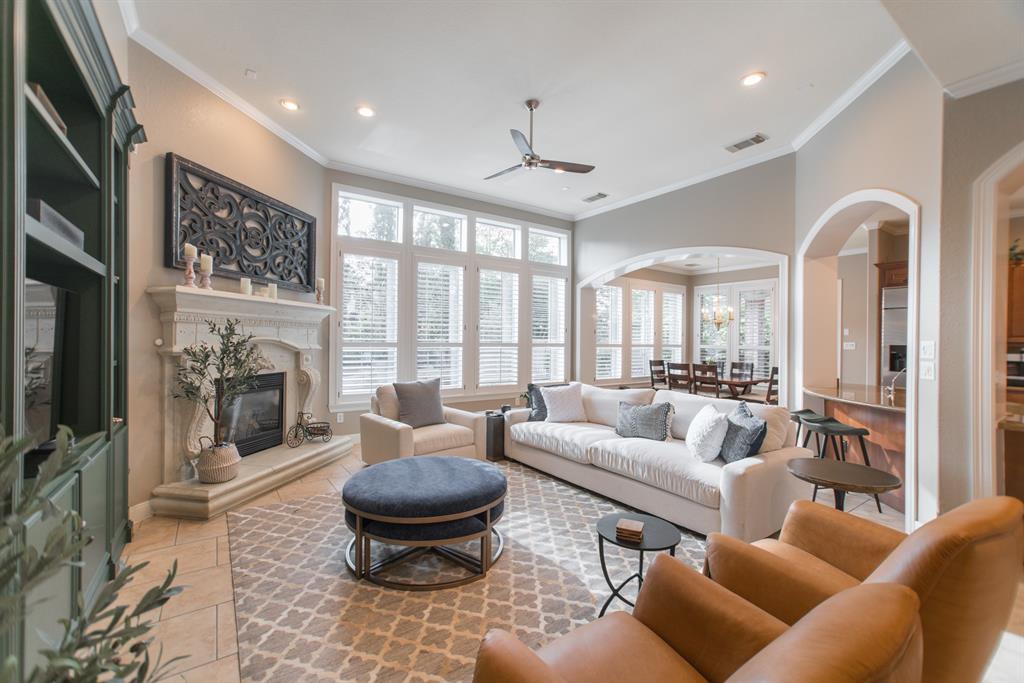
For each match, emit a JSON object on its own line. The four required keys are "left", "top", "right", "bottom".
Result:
{"left": 483, "top": 411, "right": 505, "bottom": 461}
{"left": 596, "top": 512, "right": 681, "bottom": 616}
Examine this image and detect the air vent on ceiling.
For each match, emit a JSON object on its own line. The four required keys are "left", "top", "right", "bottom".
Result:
{"left": 724, "top": 132, "right": 769, "bottom": 154}
{"left": 582, "top": 192, "right": 609, "bottom": 203}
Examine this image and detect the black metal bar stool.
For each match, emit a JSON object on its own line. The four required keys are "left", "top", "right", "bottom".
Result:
{"left": 790, "top": 409, "right": 825, "bottom": 448}
{"left": 798, "top": 417, "right": 883, "bottom": 513}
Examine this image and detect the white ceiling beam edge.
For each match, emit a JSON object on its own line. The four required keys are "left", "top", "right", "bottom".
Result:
{"left": 117, "top": 0, "right": 912, "bottom": 223}
{"left": 944, "top": 58, "right": 1024, "bottom": 99}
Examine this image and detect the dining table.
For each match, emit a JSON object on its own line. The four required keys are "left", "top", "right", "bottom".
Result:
{"left": 715, "top": 377, "right": 767, "bottom": 398}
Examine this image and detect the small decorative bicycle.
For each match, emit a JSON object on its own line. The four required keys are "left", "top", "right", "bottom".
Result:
{"left": 286, "top": 411, "right": 333, "bottom": 447}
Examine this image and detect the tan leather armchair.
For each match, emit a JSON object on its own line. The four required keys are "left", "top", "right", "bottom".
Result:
{"left": 359, "top": 384, "right": 486, "bottom": 465}
{"left": 472, "top": 554, "right": 923, "bottom": 683}
{"left": 704, "top": 497, "right": 1024, "bottom": 683}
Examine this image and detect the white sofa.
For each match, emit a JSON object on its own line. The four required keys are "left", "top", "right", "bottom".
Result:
{"left": 504, "top": 385, "right": 813, "bottom": 541}
{"left": 359, "top": 384, "right": 487, "bottom": 465}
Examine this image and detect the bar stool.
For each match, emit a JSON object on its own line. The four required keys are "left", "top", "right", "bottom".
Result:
{"left": 790, "top": 408, "right": 824, "bottom": 446}
{"left": 798, "top": 417, "right": 883, "bottom": 513}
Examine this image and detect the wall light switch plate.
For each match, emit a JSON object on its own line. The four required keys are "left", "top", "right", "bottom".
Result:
{"left": 843, "top": 342, "right": 856, "bottom": 350}
{"left": 336, "top": 413, "right": 344, "bottom": 424}
{"left": 843, "top": 328, "right": 850, "bottom": 337}
{"left": 920, "top": 361, "right": 935, "bottom": 380}
{"left": 920, "top": 340, "right": 935, "bottom": 360}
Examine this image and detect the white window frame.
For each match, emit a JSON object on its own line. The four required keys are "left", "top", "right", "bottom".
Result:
{"left": 692, "top": 278, "right": 778, "bottom": 376}
{"left": 329, "top": 183, "right": 571, "bottom": 411}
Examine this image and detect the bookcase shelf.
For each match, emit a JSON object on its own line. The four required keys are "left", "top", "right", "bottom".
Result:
{"left": 25, "top": 84, "right": 100, "bottom": 190}
{"left": 25, "top": 213, "right": 106, "bottom": 278}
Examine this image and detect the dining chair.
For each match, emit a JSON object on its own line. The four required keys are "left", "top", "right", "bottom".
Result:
{"left": 730, "top": 361, "right": 754, "bottom": 395}
{"left": 748, "top": 366, "right": 779, "bottom": 405}
{"left": 666, "top": 362, "right": 693, "bottom": 393}
{"left": 692, "top": 363, "right": 721, "bottom": 398}
{"left": 649, "top": 359, "right": 668, "bottom": 389}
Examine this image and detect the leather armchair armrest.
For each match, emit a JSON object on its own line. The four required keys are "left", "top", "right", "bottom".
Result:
{"left": 359, "top": 413, "right": 413, "bottom": 465}
{"left": 444, "top": 406, "right": 487, "bottom": 459}
{"left": 780, "top": 500, "right": 906, "bottom": 580}
{"left": 705, "top": 533, "right": 857, "bottom": 625}
{"left": 633, "top": 554, "right": 787, "bottom": 683}
{"left": 472, "top": 629, "right": 565, "bottom": 683}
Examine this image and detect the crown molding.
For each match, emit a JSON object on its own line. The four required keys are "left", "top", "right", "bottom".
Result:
{"left": 945, "top": 59, "right": 1024, "bottom": 99}
{"left": 325, "top": 160, "right": 575, "bottom": 222}
{"left": 116, "top": 0, "right": 139, "bottom": 34}
{"left": 838, "top": 246, "right": 869, "bottom": 257}
{"left": 792, "top": 40, "right": 911, "bottom": 151}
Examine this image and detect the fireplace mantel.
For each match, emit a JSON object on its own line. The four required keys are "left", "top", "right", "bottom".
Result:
{"left": 145, "top": 285, "right": 351, "bottom": 519}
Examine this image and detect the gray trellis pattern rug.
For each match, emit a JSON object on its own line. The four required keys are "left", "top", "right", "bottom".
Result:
{"left": 226, "top": 461, "right": 706, "bottom": 683}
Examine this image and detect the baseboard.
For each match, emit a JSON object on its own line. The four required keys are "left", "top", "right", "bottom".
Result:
{"left": 129, "top": 499, "right": 154, "bottom": 524}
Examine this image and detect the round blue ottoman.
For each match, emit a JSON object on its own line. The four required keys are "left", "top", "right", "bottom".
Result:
{"left": 341, "top": 455, "right": 507, "bottom": 590}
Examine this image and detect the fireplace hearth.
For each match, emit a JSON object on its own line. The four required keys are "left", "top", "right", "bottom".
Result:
{"left": 218, "top": 372, "right": 285, "bottom": 456}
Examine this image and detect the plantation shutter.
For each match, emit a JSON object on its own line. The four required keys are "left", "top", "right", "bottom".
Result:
{"left": 416, "top": 262, "right": 464, "bottom": 389}
{"left": 479, "top": 269, "right": 519, "bottom": 386}
{"left": 531, "top": 276, "right": 566, "bottom": 383}
{"left": 340, "top": 254, "right": 399, "bottom": 394}
{"left": 631, "top": 289, "right": 654, "bottom": 377}
{"left": 738, "top": 286, "right": 774, "bottom": 377}
{"left": 661, "top": 291, "right": 684, "bottom": 362}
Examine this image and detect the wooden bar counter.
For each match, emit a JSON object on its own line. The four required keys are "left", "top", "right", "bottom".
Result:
{"left": 803, "top": 384, "right": 906, "bottom": 512}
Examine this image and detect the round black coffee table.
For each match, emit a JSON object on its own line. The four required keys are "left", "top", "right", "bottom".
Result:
{"left": 787, "top": 458, "right": 901, "bottom": 511}
{"left": 342, "top": 456, "right": 506, "bottom": 590}
{"left": 596, "top": 512, "right": 681, "bottom": 616}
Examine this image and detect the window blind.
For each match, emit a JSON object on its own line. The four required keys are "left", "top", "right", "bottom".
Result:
{"left": 595, "top": 286, "right": 622, "bottom": 345}
{"left": 340, "top": 254, "right": 399, "bottom": 394}
{"left": 479, "top": 269, "right": 519, "bottom": 385}
{"left": 738, "top": 287, "right": 773, "bottom": 377}
{"left": 416, "top": 262, "right": 464, "bottom": 388}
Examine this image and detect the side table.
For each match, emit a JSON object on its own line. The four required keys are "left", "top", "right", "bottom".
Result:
{"left": 483, "top": 410, "right": 505, "bottom": 461}
{"left": 595, "top": 512, "right": 681, "bottom": 616}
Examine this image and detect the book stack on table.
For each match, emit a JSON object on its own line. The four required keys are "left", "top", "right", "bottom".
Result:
{"left": 615, "top": 518, "right": 644, "bottom": 543}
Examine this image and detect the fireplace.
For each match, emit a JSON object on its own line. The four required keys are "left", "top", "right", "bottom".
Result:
{"left": 218, "top": 372, "right": 285, "bottom": 456}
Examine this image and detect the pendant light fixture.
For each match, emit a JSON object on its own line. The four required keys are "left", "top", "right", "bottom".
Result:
{"left": 702, "top": 257, "right": 735, "bottom": 330}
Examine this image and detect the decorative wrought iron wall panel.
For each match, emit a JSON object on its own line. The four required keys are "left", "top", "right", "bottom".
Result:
{"left": 165, "top": 153, "right": 316, "bottom": 292}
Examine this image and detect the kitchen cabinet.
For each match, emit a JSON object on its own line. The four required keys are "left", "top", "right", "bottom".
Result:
{"left": 1008, "top": 263, "right": 1024, "bottom": 342}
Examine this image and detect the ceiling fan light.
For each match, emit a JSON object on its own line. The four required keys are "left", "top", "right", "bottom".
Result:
{"left": 553, "top": 168, "right": 565, "bottom": 174}
{"left": 741, "top": 72, "right": 766, "bottom": 87}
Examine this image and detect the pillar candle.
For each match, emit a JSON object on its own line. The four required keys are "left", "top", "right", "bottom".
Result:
{"left": 199, "top": 253, "right": 213, "bottom": 273}
{"left": 239, "top": 277, "right": 252, "bottom": 295}
{"left": 316, "top": 277, "right": 325, "bottom": 291}
{"left": 183, "top": 243, "right": 198, "bottom": 260}
{"left": 267, "top": 283, "right": 278, "bottom": 299}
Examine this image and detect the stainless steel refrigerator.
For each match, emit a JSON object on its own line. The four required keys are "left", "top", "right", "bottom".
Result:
{"left": 881, "top": 286, "right": 908, "bottom": 386}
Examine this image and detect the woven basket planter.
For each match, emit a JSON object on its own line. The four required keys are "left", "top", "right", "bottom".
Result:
{"left": 196, "top": 442, "right": 241, "bottom": 483}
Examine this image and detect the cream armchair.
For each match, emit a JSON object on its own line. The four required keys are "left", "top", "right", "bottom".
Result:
{"left": 359, "top": 384, "right": 487, "bottom": 465}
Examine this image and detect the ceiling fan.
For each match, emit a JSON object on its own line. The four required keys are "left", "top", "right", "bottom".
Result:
{"left": 484, "top": 99, "right": 595, "bottom": 180}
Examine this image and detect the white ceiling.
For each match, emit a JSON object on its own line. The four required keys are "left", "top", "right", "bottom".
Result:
{"left": 881, "top": 0, "right": 1024, "bottom": 97}
{"left": 646, "top": 252, "right": 777, "bottom": 276}
{"left": 125, "top": 1, "right": 905, "bottom": 219}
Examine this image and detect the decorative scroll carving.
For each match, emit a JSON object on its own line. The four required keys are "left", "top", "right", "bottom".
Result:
{"left": 165, "top": 153, "right": 316, "bottom": 292}
{"left": 297, "top": 354, "right": 321, "bottom": 415}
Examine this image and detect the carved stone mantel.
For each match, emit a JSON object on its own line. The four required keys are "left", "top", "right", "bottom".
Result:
{"left": 146, "top": 285, "right": 349, "bottom": 518}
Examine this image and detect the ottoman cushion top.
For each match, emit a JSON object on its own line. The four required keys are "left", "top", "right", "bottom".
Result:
{"left": 342, "top": 455, "right": 507, "bottom": 518}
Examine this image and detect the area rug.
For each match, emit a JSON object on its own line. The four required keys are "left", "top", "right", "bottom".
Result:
{"left": 226, "top": 461, "right": 706, "bottom": 683}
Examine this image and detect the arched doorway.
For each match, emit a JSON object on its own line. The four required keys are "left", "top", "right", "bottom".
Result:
{"left": 969, "top": 141, "right": 1024, "bottom": 500}
{"left": 575, "top": 246, "right": 789, "bottom": 404}
{"left": 795, "top": 189, "right": 921, "bottom": 532}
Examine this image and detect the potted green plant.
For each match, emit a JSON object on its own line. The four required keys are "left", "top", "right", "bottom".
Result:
{"left": 174, "top": 319, "right": 265, "bottom": 483}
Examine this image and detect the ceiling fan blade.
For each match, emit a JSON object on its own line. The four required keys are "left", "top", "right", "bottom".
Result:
{"left": 484, "top": 164, "right": 523, "bottom": 180}
{"left": 538, "top": 160, "right": 595, "bottom": 174}
{"left": 510, "top": 129, "right": 535, "bottom": 157}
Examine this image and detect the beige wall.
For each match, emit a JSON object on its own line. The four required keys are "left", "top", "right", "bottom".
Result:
{"left": 794, "top": 53, "right": 944, "bottom": 521}
{"left": 839, "top": 253, "right": 870, "bottom": 385}
{"left": 939, "top": 78, "right": 1024, "bottom": 509}
{"left": 1010, "top": 216, "right": 1024, "bottom": 245}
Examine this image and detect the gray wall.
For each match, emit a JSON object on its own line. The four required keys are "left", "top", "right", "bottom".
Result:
{"left": 939, "top": 79, "right": 1024, "bottom": 509}
{"left": 839, "top": 253, "right": 870, "bottom": 385}
{"left": 794, "top": 53, "right": 944, "bottom": 520}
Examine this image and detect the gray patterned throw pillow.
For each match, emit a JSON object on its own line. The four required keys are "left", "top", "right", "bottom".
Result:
{"left": 720, "top": 402, "right": 768, "bottom": 463}
{"left": 615, "top": 401, "right": 675, "bottom": 441}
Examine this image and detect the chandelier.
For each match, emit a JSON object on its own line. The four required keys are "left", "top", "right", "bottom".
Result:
{"left": 701, "top": 257, "right": 734, "bottom": 330}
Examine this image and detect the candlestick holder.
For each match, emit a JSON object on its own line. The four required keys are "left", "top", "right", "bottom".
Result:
{"left": 183, "top": 257, "right": 197, "bottom": 287}
{"left": 199, "top": 270, "right": 212, "bottom": 290}
{"left": 315, "top": 283, "right": 324, "bottom": 305}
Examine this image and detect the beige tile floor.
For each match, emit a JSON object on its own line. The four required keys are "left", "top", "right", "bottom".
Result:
{"left": 122, "top": 449, "right": 1022, "bottom": 682}
{"left": 120, "top": 449, "right": 362, "bottom": 681}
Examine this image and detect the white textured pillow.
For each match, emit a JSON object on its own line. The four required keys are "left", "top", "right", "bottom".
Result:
{"left": 541, "top": 382, "right": 587, "bottom": 423}
{"left": 685, "top": 404, "right": 730, "bottom": 462}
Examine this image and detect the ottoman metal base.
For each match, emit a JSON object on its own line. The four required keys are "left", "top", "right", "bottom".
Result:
{"left": 344, "top": 527, "right": 504, "bottom": 591}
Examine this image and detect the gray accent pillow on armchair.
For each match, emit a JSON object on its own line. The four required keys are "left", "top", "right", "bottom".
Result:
{"left": 394, "top": 378, "right": 445, "bottom": 428}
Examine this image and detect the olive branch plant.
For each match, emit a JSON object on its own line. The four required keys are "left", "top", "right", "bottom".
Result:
{"left": 1, "top": 426, "right": 182, "bottom": 683}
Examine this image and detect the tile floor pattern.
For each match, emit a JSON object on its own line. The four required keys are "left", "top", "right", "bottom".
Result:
{"left": 120, "top": 447, "right": 1023, "bottom": 682}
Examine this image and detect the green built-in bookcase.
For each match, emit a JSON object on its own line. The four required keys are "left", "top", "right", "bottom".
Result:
{"left": 0, "top": 0, "right": 144, "bottom": 673}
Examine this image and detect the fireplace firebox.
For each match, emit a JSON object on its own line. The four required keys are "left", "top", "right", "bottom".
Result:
{"left": 217, "top": 372, "right": 285, "bottom": 456}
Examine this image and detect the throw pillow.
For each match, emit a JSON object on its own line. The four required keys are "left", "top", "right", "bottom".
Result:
{"left": 527, "top": 382, "right": 568, "bottom": 421}
{"left": 720, "top": 402, "right": 768, "bottom": 463}
{"left": 685, "top": 404, "right": 730, "bottom": 462}
{"left": 541, "top": 383, "right": 587, "bottom": 423}
{"left": 393, "top": 378, "right": 445, "bottom": 428}
{"left": 615, "top": 402, "right": 675, "bottom": 441}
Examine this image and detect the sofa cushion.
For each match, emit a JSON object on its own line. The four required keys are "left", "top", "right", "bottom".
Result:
{"left": 412, "top": 422, "right": 474, "bottom": 454}
{"left": 527, "top": 382, "right": 568, "bottom": 421}
{"left": 588, "top": 438, "right": 723, "bottom": 508}
{"left": 615, "top": 401, "right": 674, "bottom": 441}
{"left": 582, "top": 385, "right": 655, "bottom": 427}
{"left": 374, "top": 384, "right": 401, "bottom": 421}
{"left": 686, "top": 404, "right": 730, "bottom": 463}
{"left": 654, "top": 390, "right": 790, "bottom": 453}
{"left": 720, "top": 402, "right": 768, "bottom": 463}
{"left": 541, "top": 382, "right": 588, "bottom": 422}
{"left": 509, "top": 421, "right": 618, "bottom": 464}
{"left": 394, "top": 378, "right": 445, "bottom": 428}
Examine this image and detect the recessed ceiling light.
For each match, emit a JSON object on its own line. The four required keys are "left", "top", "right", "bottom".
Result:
{"left": 279, "top": 99, "right": 300, "bottom": 111}
{"left": 561, "top": 186, "right": 570, "bottom": 191}
{"left": 356, "top": 106, "right": 376, "bottom": 118}
{"left": 741, "top": 72, "right": 766, "bottom": 87}
{"left": 244, "top": 69, "right": 258, "bottom": 80}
